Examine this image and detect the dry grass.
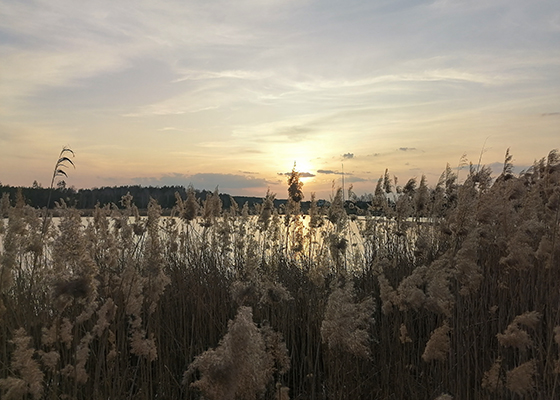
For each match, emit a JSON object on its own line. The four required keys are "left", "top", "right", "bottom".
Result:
{"left": 1, "top": 149, "right": 559, "bottom": 399}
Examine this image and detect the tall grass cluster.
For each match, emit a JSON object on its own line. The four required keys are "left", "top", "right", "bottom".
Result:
{"left": 1, "top": 150, "right": 560, "bottom": 399}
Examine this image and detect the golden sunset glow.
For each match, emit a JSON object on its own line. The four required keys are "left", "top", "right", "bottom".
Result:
{"left": 1, "top": 0, "right": 558, "bottom": 198}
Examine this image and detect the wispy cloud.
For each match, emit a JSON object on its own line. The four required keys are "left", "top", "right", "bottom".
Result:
{"left": 285, "top": 69, "right": 513, "bottom": 92}
{"left": 317, "top": 169, "right": 346, "bottom": 175}
{"left": 0, "top": 47, "right": 129, "bottom": 101}
{"left": 277, "top": 171, "right": 316, "bottom": 178}
{"left": 173, "top": 69, "right": 271, "bottom": 82}
{"left": 157, "top": 127, "right": 183, "bottom": 132}
{"left": 232, "top": 115, "right": 324, "bottom": 143}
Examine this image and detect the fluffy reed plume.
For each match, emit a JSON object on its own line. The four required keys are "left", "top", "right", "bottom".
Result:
{"left": 261, "top": 324, "right": 291, "bottom": 376}
{"left": 201, "top": 187, "right": 222, "bottom": 227}
{"left": 186, "top": 306, "right": 283, "bottom": 400}
{"left": 321, "top": 279, "right": 374, "bottom": 358}
{"left": 230, "top": 260, "right": 292, "bottom": 307}
{"left": 482, "top": 358, "right": 503, "bottom": 392}
{"left": 0, "top": 199, "right": 26, "bottom": 296}
{"left": 37, "top": 350, "right": 60, "bottom": 372}
{"left": 395, "top": 266, "right": 427, "bottom": 311}
{"left": 184, "top": 184, "right": 199, "bottom": 222}
{"left": 454, "top": 232, "right": 482, "bottom": 296}
{"left": 259, "top": 281, "right": 293, "bottom": 305}
{"left": 258, "top": 189, "right": 275, "bottom": 231}
{"left": 328, "top": 233, "right": 348, "bottom": 270}
{"left": 0, "top": 191, "right": 9, "bottom": 220}
{"left": 287, "top": 163, "right": 304, "bottom": 204}
{"left": 0, "top": 377, "right": 27, "bottom": 400}
{"left": 143, "top": 198, "right": 170, "bottom": 314}
{"left": 74, "top": 332, "right": 93, "bottom": 384}
{"left": 434, "top": 394, "right": 453, "bottom": 400}
{"left": 496, "top": 311, "right": 541, "bottom": 350}
{"left": 399, "top": 323, "right": 412, "bottom": 344}
{"left": 59, "top": 318, "right": 74, "bottom": 349}
{"left": 422, "top": 322, "right": 451, "bottom": 362}
{"left": 554, "top": 326, "right": 560, "bottom": 346}
{"left": 130, "top": 329, "right": 158, "bottom": 362}
{"left": 500, "top": 220, "right": 545, "bottom": 271}
{"left": 513, "top": 311, "right": 541, "bottom": 329}
{"left": 0, "top": 328, "right": 44, "bottom": 400}
{"left": 289, "top": 215, "right": 305, "bottom": 253}
{"left": 106, "top": 329, "right": 117, "bottom": 364}
{"left": 506, "top": 360, "right": 536, "bottom": 395}
{"left": 425, "top": 259, "right": 454, "bottom": 317}
{"left": 51, "top": 205, "right": 99, "bottom": 315}
{"left": 327, "top": 188, "right": 347, "bottom": 232}
{"left": 92, "top": 298, "right": 117, "bottom": 337}
{"left": 377, "top": 273, "right": 398, "bottom": 315}
{"left": 45, "top": 146, "right": 75, "bottom": 212}
{"left": 121, "top": 265, "right": 158, "bottom": 361}
{"left": 308, "top": 192, "right": 323, "bottom": 229}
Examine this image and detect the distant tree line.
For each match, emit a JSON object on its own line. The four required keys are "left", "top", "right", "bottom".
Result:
{"left": 0, "top": 183, "right": 379, "bottom": 216}
{"left": 0, "top": 184, "right": 269, "bottom": 212}
{"left": 0, "top": 161, "right": 474, "bottom": 218}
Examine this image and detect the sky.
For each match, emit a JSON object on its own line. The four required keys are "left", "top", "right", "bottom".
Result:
{"left": 1, "top": 0, "right": 559, "bottom": 199}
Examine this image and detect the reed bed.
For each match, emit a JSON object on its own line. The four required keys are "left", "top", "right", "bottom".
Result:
{"left": 1, "top": 151, "right": 559, "bottom": 399}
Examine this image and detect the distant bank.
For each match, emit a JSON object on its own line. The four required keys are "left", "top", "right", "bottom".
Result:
{"left": 0, "top": 184, "right": 371, "bottom": 216}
